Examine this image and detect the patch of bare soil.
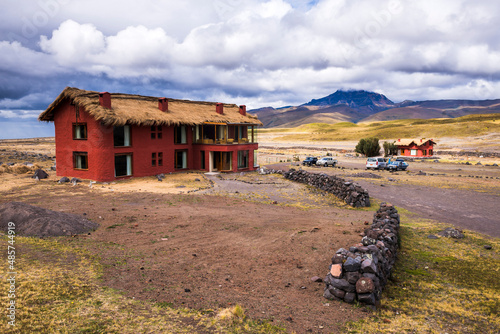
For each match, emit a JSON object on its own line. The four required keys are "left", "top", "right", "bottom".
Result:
{"left": 0, "top": 174, "right": 373, "bottom": 333}
{"left": 0, "top": 201, "right": 99, "bottom": 237}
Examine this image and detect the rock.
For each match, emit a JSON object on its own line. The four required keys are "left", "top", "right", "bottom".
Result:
{"left": 330, "top": 264, "right": 342, "bottom": 278}
{"left": 437, "top": 228, "right": 464, "bottom": 239}
{"left": 194, "top": 178, "right": 201, "bottom": 182}
{"left": 427, "top": 235, "right": 439, "bottom": 239}
{"left": 362, "top": 236, "right": 376, "bottom": 246}
{"left": 484, "top": 245, "right": 492, "bottom": 250}
{"left": 323, "top": 289, "right": 337, "bottom": 300}
{"left": 343, "top": 257, "right": 361, "bottom": 272}
{"left": 70, "top": 177, "right": 82, "bottom": 183}
{"left": 331, "top": 254, "right": 344, "bottom": 264}
{"left": 356, "top": 277, "right": 375, "bottom": 294}
{"left": 361, "top": 259, "right": 377, "bottom": 274}
{"left": 345, "top": 271, "right": 361, "bottom": 285}
{"left": 58, "top": 177, "right": 70, "bottom": 183}
{"left": 311, "top": 276, "right": 323, "bottom": 283}
{"left": 357, "top": 293, "right": 376, "bottom": 305}
{"left": 330, "top": 278, "right": 354, "bottom": 292}
{"left": 32, "top": 169, "right": 48, "bottom": 179}
{"left": 344, "top": 292, "right": 356, "bottom": 303}
{"left": 328, "top": 286, "right": 346, "bottom": 299}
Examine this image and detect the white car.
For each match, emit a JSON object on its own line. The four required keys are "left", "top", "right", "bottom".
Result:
{"left": 316, "top": 157, "right": 337, "bottom": 167}
{"left": 366, "top": 157, "right": 387, "bottom": 170}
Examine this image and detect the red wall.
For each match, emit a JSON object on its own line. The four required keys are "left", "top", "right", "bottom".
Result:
{"left": 397, "top": 142, "right": 434, "bottom": 157}
{"left": 53, "top": 101, "right": 258, "bottom": 181}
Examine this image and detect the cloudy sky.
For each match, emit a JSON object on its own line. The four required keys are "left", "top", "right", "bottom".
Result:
{"left": 1, "top": 0, "right": 499, "bottom": 138}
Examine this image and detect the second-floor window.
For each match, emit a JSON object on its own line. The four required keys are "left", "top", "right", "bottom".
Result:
{"left": 174, "top": 125, "right": 187, "bottom": 144}
{"left": 73, "top": 123, "right": 87, "bottom": 140}
{"left": 151, "top": 125, "right": 162, "bottom": 139}
{"left": 114, "top": 125, "right": 131, "bottom": 147}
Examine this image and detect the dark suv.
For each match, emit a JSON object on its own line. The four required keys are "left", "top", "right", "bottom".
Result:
{"left": 302, "top": 157, "right": 318, "bottom": 166}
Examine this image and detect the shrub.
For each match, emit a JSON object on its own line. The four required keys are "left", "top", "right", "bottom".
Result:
{"left": 355, "top": 137, "right": 381, "bottom": 157}
{"left": 383, "top": 141, "right": 398, "bottom": 157}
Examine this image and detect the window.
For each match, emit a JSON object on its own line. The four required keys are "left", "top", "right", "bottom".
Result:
{"left": 174, "top": 125, "right": 187, "bottom": 144}
{"left": 175, "top": 150, "right": 187, "bottom": 169}
{"left": 115, "top": 154, "right": 132, "bottom": 177}
{"left": 151, "top": 125, "right": 162, "bottom": 139}
{"left": 152, "top": 152, "right": 163, "bottom": 167}
{"left": 114, "top": 125, "right": 131, "bottom": 147}
{"left": 429, "top": 149, "right": 433, "bottom": 156}
{"left": 238, "top": 150, "right": 249, "bottom": 169}
{"left": 73, "top": 152, "right": 88, "bottom": 170}
{"left": 423, "top": 149, "right": 427, "bottom": 156}
{"left": 401, "top": 149, "right": 405, "bottom": 154}
{"left": 410, "top": 149, "right": 417, "bottom": 156}
{"left": 73, "top": 123, "right": 87, "bottom": 140}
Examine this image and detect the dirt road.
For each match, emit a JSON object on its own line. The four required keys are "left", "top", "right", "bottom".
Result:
{"left": 265, "top": 160, "right": 500, "bottom": 238}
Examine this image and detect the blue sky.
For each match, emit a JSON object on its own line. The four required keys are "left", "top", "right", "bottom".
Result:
{"left": 1, "top": 0, "right": 499, "bottom": 138}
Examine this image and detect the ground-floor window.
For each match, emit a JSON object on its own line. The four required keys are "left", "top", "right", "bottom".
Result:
{"left": 175, "top": 150, "right": 187, "bottom": 169}
{"left": 73, "top": 152, "right": 88, "bottom": 170}
{"left": 411, "top": 149, "right": 417, "bottom": 156}
{"left": 400, "top": 149, "right": 405, "bottom": 155}
{"left": 429, "top": 149, "right": 433, "bottom": 156}
{"left": 115, "top": 154, "right": 132, "bottom": 177}
{"left": 152, "top": 152, "right": 163, "bottom": 166}
{"left": 237, "top": 150, "right": 249, "bottom": 168}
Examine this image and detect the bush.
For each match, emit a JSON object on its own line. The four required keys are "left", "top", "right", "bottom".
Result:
{"left": 355, "top": 137, "right": 381, "bottom": 157}
{"left": 383, "top": 141, "right": 398, "bottom": 157}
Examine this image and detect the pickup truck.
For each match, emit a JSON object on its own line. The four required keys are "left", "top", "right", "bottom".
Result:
{"left": 316, "top": 157, "right": 337, "bottom": 167}
{"left": 385, "top": 159, "right": 409, "bottom": 171}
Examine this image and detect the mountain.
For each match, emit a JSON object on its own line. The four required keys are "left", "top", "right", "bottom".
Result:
{"left": 251, "top": 90, "right": 500, "bottom": 128}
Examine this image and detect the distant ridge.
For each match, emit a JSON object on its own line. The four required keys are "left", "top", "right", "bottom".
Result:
{"left": 251, "top": 90, "right": 500, "bottom": 128}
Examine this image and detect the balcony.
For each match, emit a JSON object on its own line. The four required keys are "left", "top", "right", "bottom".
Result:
{"left": 194, "top": 124, "right": 257, "bottom": 145}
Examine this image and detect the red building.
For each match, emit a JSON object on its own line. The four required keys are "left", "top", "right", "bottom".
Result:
{"left": 396, "top": 138, "right": 436, "bottom": 157}
{"left": 39, "top": 87, "right": 262, "bottom": 182}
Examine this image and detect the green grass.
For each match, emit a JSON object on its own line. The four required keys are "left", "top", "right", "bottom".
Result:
{"left": 343, "top": 211, "right": 500, "bottom": 334}
{"left": 268, "top": 113, "right": 500, "bottom": 142}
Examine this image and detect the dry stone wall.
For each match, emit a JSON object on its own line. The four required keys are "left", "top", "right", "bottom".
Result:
{"left": 323, "top": 203, "right": 400, "bottom": 306}
{"left": 283, "top": 169, "right": 370, "bottom": 207}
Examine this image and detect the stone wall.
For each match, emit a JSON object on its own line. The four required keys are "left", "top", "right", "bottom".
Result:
{"left": 282, "top": 169, "right": 370, "bottom": 207}
{"left": 323, "top": 203, "right": 400, "bottom": 306}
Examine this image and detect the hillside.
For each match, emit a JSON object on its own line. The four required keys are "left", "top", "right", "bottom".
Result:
{"left": 261, "top": 113, "right": 500, "bottom": 151}
{"left": 251, "top": 90, "right": 500, "bottom": 128}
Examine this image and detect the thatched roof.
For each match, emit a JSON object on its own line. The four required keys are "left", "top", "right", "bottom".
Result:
{"left": 396, "top": 138, "right": 436, "bottom": 146}
{"left": 39, "top": 87, "right": 262, "bottom": 127}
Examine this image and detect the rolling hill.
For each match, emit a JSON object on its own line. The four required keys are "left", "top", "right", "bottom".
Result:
{"left": 251, "top": 90, "right": 500, "bottom": 128}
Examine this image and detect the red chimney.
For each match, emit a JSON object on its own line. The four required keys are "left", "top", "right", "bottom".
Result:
{"left": 158, "top": 98, "right": 168, "bottom": 112}
{"left": 216, "top": 103, "right": 223, "bottom": 115}
{"left": 99, "top": 92, "right": 111, "bottom": 109}
{"left": 239, "top": 105, "right": 246, "bottom": 116}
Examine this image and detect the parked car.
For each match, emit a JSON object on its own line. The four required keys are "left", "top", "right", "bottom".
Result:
{"left": 385, "top": 158, "right": 409, "bottom": 171}
{"left": 316, "top": 157, "right": 338, "bottom": 167}
{"left": 302, "top": 157, "right": 318, "bottom": 166}
{"left": 366, "top": 157, "right": 387, "bottom": 170}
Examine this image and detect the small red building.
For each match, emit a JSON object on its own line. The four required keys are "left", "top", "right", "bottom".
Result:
{"left": 396, "top": 138, "right": 436, "bottom": 157}
{"left": 39, "top": 87, "right": 262, "bottom": 182}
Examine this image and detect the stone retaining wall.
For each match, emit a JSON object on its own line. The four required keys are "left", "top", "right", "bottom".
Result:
{"left": 323, "top": 203, "right": 400, "bottom": 306}
{"left": 283, "top": 169, "right": 370, "bottom": 207}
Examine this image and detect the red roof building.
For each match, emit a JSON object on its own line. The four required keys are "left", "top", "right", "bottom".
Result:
{"left": 39, "top": 87, "right": 262, "bottom": 182}
{"left": 396, "top": 138, "right": 436, "bottom": 157}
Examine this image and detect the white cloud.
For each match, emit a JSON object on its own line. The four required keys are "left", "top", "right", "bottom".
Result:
{"left": 0, "top": 0, "right": 499, "bottom": 113}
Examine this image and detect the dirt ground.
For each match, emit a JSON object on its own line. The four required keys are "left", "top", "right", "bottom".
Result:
{"left": 0, "top": 168, "right": 373, "bottom": 333}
